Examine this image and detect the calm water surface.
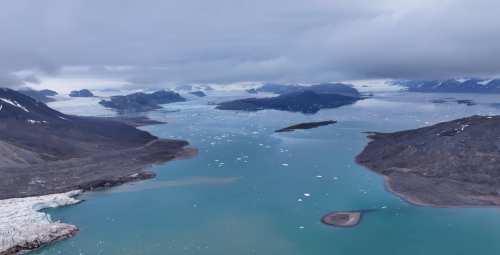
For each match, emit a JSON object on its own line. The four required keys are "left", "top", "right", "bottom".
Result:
{"left": 34, "top": 92, "right": 500, "bottom": 255}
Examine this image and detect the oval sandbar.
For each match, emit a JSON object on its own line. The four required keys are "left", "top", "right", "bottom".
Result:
{"left": 321, "top": 212, "right": 362, "bottom": 227}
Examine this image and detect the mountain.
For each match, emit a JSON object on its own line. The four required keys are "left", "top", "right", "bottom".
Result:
{"left": 144, "top": 87, "right": 171, "bottom": 92}
{"left": 256, "top": 83, "right": 361, "bottom": 97}
{"left": 188, "top": 91, "right": 206, "bottom": 97}
{"left": 388, "top": 78, "right": 500, "bottom": 93}
{"left": 99, "top": 90, "right": 186, "bottom": 112}
{"left": 0, "top": 88, "right": 194, "bottom": 199}
{"left": 175, "top": 84, "right": 214, "bottom": 92}
{"left": 216, "top": 91, "right": 361, "bottom": 114}
{"left": 17, "top": 88, "right": 56, "bottom": 103}
{"left": 39, "top": 89, "right": 58, "bottom": 96}
{"left": 356, "top": 115, "right": 500, "bottom": 207}
{"left": 246, "top": 88, "right": 258, "bottom": 94}
{"left": 99, "top": 88, "right": 122, "bottom": 92}
{"left": 69, "top": 89, "right": 94, "bottom": 97}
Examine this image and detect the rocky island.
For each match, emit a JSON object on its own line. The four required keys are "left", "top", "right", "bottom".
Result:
{"left": 99, "top": 90, "right": 185, "bottom": 112}
{"left": 216, "top": 91, "right": 361, "bottom": 113}
{"left": 0, "top": 88, "right": 196, "bottom": 253}
{"left": 356, "top": 115, "right": 500, "bottom": 207}
{"left": 275, "top": 120, "right": 337, "bottom": 132}
{"left": 256, "top": 82, "right": 361, "bottom": 98}
{"left": 321, "top": 211, "right": 363, "bottom": 227}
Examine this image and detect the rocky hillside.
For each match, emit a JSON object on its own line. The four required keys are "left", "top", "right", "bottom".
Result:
{"left": 0, "top": 88, "right": 194, "bottom": 199}
{"left": 356, "top": 115, "right": 500, "bottom": 207}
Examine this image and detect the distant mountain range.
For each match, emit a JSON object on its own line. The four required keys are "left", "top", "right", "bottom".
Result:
{"left": 256, "top": 83, "right": 361, "bottom": 98}
{"left": 99, "top": 88, "right": 122, "bottom": 93}
{"left": 69, "top": 89, "right": 95, "bottom": 97}
{"left": 17, "top": 88, "right": 56, "bottom": 103}
{"left": 388, "top": 78, "right": 500, "bottom": 93}
{"left": 175, "top": 84, "right": 214, "bottom": 92}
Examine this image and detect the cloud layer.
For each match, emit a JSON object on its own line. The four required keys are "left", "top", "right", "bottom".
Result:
{"left": 1, "top": 0, "right": 500, "bottom": 89}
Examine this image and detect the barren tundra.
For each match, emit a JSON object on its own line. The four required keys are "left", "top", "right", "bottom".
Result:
{"left": 356, "top": 115, "right": 500, "bottom": 207}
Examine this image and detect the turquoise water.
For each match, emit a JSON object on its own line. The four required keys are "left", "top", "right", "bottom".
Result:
{"left": 34, "top": 92, "right": 500, "bottom": 254}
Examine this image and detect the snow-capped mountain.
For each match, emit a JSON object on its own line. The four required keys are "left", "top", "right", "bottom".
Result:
{"left": 175, "top": 84, "right": 214, "bottom": 92}
{"left": 388, "top": 78, "right": 500, "bottom": 93}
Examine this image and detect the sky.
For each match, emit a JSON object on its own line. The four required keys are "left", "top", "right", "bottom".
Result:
{"left": 1, "top": 0, "right": 500, "bottom": 92}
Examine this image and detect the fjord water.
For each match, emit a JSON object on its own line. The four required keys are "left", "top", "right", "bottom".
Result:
{"left": 34, "top": 92, "right": 500, "bottom": 255}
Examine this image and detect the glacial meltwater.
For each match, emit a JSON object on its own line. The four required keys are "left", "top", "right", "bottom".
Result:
{"left": 33, "top": 92, "right": 500, "bottom": 254}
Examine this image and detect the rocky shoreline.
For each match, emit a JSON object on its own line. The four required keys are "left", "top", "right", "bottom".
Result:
{"left": 356, "top": 115, "right": 500, "bottom": 207}
{"left": 0, "top": 88, "right": 199, "bottom": 254}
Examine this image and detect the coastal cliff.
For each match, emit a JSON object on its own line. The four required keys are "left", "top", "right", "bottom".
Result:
{"left": 356, "top": 115, "right": 500, "bottom": 207}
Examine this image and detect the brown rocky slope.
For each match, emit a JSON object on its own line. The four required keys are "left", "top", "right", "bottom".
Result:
{"left": 356, "top": 115, "right": 500, "bottom": 207}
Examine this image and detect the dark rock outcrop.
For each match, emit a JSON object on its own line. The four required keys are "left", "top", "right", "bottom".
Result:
{"left": 99, "top": 90, "right": 186, "bottom": 112}
{"left": 216, "top": 91, "right": 361, "bottom": 114}
{"left": 0, "top": 88, "right": 195, "bottom": 199}
{"left": 356, "top": 115, "right": 500, "bottom": 207}
{"left": 69, "top": 89, "right": 94, "bottom": 97}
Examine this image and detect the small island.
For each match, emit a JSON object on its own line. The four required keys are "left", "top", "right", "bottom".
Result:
{"left": 216, "top": 91, "right": 361, "bottom": 114}
{"left": 275, "top": 120, "right": 337, "bottom": 132}
{"left": 321, "top": 212, "right": 362, "bottom": 227}
{"left": 256, "top": 82, "right": 361, "bottom": 98}
{"left": 99, "top": 90, "right": 185, "bottom": 112}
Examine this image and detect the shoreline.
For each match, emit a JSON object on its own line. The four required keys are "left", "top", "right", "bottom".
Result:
{"left": 0, "top": 145, "right": 198, "bottom": 255}
{"left": 355, "top": 131, "right": 500, "bottom": 209}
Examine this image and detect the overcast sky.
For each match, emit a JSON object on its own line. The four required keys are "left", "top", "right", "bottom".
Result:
{"left": 1, "top": 0, "right": 500, "bottom": 92}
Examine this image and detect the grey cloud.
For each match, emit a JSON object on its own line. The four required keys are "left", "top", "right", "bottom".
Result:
{"left": 1, "top": 0, "right": 500, "bottom": 90}
{"left": 23, "top": 75, "right": 41, "bottom": 84}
